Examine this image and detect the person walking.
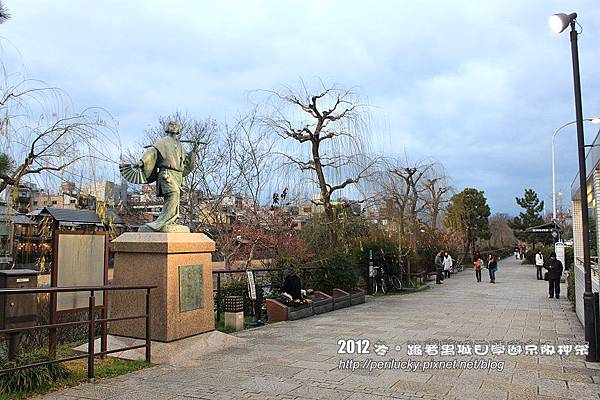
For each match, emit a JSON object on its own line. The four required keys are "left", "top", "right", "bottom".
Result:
{"left": 434, "top": 251, "right": 444, "bottom": 284}
{"left": 544, "top": 252, "right": 563, "bottom": 299}
{"left": 443, "top": 252, "right": 453, "bottom": 278}
{"left": 488, "top": 254, "right": 498, "bottom": 283}
{"left": 474, "top": 257, "right": 483, "bottom": 282}
{"left": 535, "top": 251, "right": 544, "bottom": 280}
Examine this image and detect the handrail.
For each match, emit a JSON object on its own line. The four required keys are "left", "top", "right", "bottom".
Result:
{"left": 0, "top": 284, "right": 157, "bottom": 295}
{"left": 0, "top": 284, "right": 156, "bottom": 383}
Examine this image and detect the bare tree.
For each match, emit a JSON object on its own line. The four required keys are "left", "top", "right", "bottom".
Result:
{"left": 133, "top": 112, "right": 240, "bottom": 230}
{"left": 0, "top": 75, "right": 119, "bottom": 196}
{"left": 261, "top": 82, "right": 374, "bottom": 239}
{"left": 487, "top": 213, "right": 516, "bottom": 249}
{"left": 423, "top": 164, "right": 452, "bottom": 229}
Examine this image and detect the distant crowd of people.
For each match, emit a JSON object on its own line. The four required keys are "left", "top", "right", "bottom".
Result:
{"left": 434, "top": 250, "right": 499, "bottom": 284}
{"left": 514, "top": 245, "right": 526, "bottom": 260}
{"left": 432, "top": 244, "right": 564, "bottom": 298}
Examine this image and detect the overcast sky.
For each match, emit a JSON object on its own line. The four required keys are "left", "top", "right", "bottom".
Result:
{"left": 1, "top": 0, "right": 599, "bottom": 215}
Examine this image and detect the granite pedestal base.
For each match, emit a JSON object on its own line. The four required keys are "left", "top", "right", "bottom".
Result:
{"left": 109, "top": 232, "right": 215, "bottom": 342}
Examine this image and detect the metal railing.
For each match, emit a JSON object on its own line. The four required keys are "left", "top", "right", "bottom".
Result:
{"left": 0, "top": 284, "right": 156, "bottom": 382}
{"left": 213, "top": 266, "right": 324, "bottom": 321}
{"left": 575, "top": 257, "right": 600, "bottom": 278}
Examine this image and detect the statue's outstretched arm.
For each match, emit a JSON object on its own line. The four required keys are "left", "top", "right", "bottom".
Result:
{"left": 120, "top": 147, "right": 158, "bottom": 184}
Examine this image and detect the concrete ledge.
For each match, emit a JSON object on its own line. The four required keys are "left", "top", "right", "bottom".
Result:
{"left": 74, "top": 332, "right": 245, "bottom": 367}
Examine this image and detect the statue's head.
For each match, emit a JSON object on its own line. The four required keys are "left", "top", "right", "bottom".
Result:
{"left": 165, "top": 121, "right": 182, "bottom": 135}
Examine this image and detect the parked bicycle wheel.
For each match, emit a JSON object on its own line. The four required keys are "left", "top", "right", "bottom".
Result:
{"left": 379, "top": 279, "right": 386, "bottom": 294}
{"left": 387, "top": 275, "right": 402, "bottom": 291}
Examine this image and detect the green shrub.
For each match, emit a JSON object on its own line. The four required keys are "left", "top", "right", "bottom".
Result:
{"left": 0, "top": 351, "right": 71, "bottom": 394}
{"left": 524, "top": 250, "right": 536, "bottom": 265}
{"left": 355, "top": 237, "right": 401, "bottom": 281}
{"left": 567, "top": 268, "right": 575, "bottom": 303}
{"left": 311, "top": 248, "right": 360, "bottom": 293}
{"left": 524, "top": 244, "right": 572, "bottom": 269}
{"left": 268, "top": 257, "right": 303, "bottom": 288}
{"left": 564, "top": 246, "right": 573, "bottom": 270}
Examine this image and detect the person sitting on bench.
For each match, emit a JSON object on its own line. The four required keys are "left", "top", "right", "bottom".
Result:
{"left": 280, "top": 269, "right": 306, "bottom": 305}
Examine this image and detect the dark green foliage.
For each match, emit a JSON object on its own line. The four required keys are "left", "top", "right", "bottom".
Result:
{"left": 444, "top": 188, "right": 491, "bottom": 256}
{"left": 0, "top": 153, "right": 13, "bottom": 177}
{"left": 0, "top": 352, "right": 71, "bottom": 394}
{"left": 567, "top": 267, "right": 575, "bottom": 303}
{"left": 356, "top": 237, "right": 402, "bottom": 277}
{"left": 509, "top": 189, "right": 548, "bottom": 246}
{"left": 310, "top": 248, "right": 360, "bottom": 293}
{"left": 218, "top": 277, "right": 263, "bottom": 316}
{"left": 523, "top": 244, "right": 572, "bottom": 270}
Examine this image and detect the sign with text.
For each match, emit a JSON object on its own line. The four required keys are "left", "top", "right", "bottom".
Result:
{"left": 246, "top": 270, "right": 257, "bottom": 300}
{"left": 56, "top": 233, "right": 106, "bottom": 311}
{"left": 179, "top": 264, "right": 204, "bottom": 312}
{"left": 555, "top": 242, "right": 566, "bottom": 269}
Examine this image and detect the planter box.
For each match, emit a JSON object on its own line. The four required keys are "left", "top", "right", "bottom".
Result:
{"left": 288, "top": 303, "right": 313, "bottom": 320}
{"left": 332, "top": 288, "right": 351, "bottom": 310}
{"left": 266, "top": 298, "right": 288, "bottom": 323}
{"left": 350, "top": 289, "right": 365, "bottom": 305}
{"left": 265, "top": 298, "right": 314, "bottom": 322}
{"left": 312, "top": 291, "right": 334, "bottom": 314}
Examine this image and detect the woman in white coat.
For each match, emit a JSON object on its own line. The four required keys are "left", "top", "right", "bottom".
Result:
{"left": 443, "top": 252, "right": 453, "bottom": 278}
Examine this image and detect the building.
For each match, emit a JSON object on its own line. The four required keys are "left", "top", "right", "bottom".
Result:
{"left": 0, "top": 182, "right": 42, "bottom": 213}
{"left": 81, "top": 180, "right": 127, "bottom": 208}
{"left": 0, "top": 205, "right": 36, "bottom": 267}
{"left": 570, "top": 128, "right": 600, "bottom": 324}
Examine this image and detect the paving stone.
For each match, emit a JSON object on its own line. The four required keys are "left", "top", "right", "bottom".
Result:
{"left": 287, "top": 384, "right": 353, "bottom": 399}
{"left": 35, "top": 258, "right": 600, "bottom": 400}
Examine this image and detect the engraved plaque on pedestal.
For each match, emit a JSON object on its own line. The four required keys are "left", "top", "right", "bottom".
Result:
{"left": 179, "top": 264, "right": 203, "bottom": 312}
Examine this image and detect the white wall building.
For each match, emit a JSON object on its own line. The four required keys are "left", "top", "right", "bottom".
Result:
{"left": 571, "top": 129, "right": 600, "bottom": 324}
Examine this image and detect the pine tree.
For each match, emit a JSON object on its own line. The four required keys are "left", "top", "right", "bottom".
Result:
{"left": 444, "top": 188, "right": 491, "bottom": 257}
{"left": 508, "top": 189, "right": 546, "bottom": 246}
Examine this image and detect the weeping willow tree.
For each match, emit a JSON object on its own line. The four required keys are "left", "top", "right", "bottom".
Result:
{"left": 0, "top": 67, "right": 119, "bottom": 196}
{"left": 260, "top": 81, "right": 376, "bottom": 242}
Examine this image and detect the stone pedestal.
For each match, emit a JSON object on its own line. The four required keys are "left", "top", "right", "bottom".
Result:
{"left": 109, "top": 232, "right": 215, "bottom": 342}
{"left": 224, "top": 312, "right": 244, "bottom": 331}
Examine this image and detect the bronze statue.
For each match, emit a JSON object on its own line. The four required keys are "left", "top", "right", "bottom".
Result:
{"left": 120, "top": 121, "right": 199, "bottom": 232}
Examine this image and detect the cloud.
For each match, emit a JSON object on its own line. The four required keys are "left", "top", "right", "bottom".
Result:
{"left": 1, "top": 0, "right": 599, "bottom": 214}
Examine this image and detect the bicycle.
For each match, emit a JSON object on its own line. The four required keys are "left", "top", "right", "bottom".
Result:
{"left": 373, "top": 265, "right": 402, "bottom": 294}
{"left": 451, "top": 256, "right": 465, "bottom": 273}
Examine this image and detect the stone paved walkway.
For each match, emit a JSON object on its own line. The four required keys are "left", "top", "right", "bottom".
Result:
{"left": 40, "top": 257, "right": 600, "bottom": 400}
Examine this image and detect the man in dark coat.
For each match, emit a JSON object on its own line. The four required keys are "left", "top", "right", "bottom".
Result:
{"left": 544, "top": 252, "right": 563, "bottom": 299}
{"left": 281, "top": 269, "right": 302, "bottom": 300}
{"left": 434, "top": 251, "right": 444, "bottom": 284}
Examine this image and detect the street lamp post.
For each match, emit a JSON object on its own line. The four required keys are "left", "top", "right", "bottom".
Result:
{"left": 552, "top": 118, "right": 600, "bottom": 220}
{"left": 549, "top": 11, "right": 599, "bottom": 362}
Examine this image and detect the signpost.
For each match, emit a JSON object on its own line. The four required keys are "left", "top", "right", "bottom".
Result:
{"left": 555, "top": 242, "right": 566, "bottom": 270}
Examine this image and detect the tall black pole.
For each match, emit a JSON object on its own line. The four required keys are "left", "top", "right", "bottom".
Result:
{"left": 570, "top": 21, "right": 598, "bottom": 362}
